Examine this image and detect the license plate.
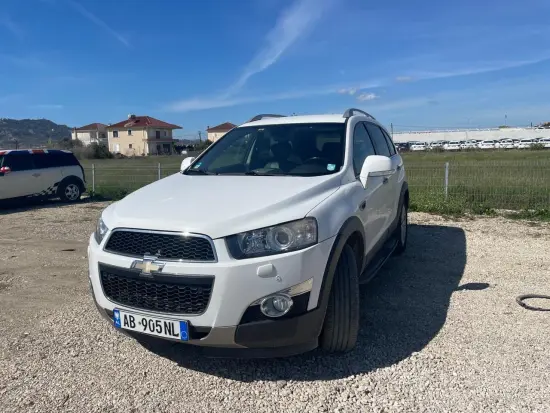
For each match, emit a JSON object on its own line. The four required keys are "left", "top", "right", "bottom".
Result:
{"left": 113, "top": 309, "right": 189, "bottom": 341}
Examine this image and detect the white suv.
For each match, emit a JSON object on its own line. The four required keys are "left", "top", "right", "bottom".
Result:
{"left": 0, "top": 149, "right": 86, "bottom": 203}
{"left": 88, "top": 109, "right": 409, "bottom": 357}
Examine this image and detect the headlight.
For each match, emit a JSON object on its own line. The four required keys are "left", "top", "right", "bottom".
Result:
{"left": 94, "top": 217, "right": 109, "bottom": 245}
{"left": 226, "top": 218, "right": 317, "bottom": 259}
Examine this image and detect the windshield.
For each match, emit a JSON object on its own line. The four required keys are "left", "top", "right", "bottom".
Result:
{"left": 185, "top": 123, "right": 345, "bottom": 176}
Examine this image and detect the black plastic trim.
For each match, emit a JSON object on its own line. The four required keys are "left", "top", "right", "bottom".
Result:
{"left": 234, "top": 307, "right": 325, "bottom": 348}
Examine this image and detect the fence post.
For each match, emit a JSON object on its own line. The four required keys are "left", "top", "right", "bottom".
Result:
{"left": 444, "top": 162, "right": 449, "bottom": 201}
{"left": 92, "top": 164, "right": 95, "bottom": 196}
{"left": 158, "top": 163, "right": 161, "bottom": 180}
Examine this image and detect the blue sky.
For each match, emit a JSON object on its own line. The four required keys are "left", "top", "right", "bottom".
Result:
{"left": 1, "top": 0, "right": 550, "bottom": 138}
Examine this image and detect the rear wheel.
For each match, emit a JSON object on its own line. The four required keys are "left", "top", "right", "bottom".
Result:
{"left": 319, "top": 244, "right": 360, "bottom": 353}
{"left": 58, "top": 180, "right": 82, "bottom": 203}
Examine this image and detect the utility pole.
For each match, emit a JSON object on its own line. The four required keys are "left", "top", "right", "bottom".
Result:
{"left": 390, "top": 123, "right": 394, "bottom": 138}
{"left": 198, "top": 131, "right": 202, "bottom": 143}
{"left": 504, "top": 114, "right": 507, "bottom": 126}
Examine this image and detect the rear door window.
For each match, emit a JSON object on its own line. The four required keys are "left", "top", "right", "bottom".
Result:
{"left": 33, "top": 153, "right": 57, "bottom": 168}
{"left": 352, "top": 122, "right": 376, "bottom": 176}
{"left": 364, "top": 123, "right": 391, "bottom": 157}
{"left": 381, "top": 129, "right": 397, "bottom": 156}
{"left": 4, "top": 153, "right": 35, "bottom": 171}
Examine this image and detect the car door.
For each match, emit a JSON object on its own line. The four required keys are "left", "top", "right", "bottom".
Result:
{"left": 31, "top": 152, "right": 64, "bottom": 195}
{"left": 380, "top": 127, "right": 403, "bottom": 224}
{"left": 351, "top": 122, "right": 387, "bottom": 254}
{"left": 0, "top": 152, "right": 39, "bottom": 199}
{"left": 364, "top": 122, "right": 396, "bottom": 235}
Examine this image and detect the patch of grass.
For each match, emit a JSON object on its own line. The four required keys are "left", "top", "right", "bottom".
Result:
{"left": 89, "top": 187, "right": 132, "bottom": 201}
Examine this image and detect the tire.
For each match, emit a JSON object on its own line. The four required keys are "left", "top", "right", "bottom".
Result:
{"left": 58, "top": 180, "right": 82, "bottom": 203}
{"left": 319, "top": 244, "right": 360, "bottom": 353}
{"left": 393, "top": 201, "right": 408, "bottom": 256}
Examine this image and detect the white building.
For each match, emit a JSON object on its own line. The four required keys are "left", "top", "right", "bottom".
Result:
{"left": 392, "top": 127, "right": 550, "bottom": 143}
{"left": 72, "top": 123, "right": 108, "bottom": 146}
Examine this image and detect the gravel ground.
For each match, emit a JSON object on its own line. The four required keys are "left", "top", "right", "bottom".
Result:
{"left": 1, "top": 201, "right": 549, "bottom": 413}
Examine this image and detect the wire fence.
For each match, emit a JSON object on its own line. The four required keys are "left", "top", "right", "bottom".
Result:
{"left": 84, "top": 160, "right": 550, "bottom": 213}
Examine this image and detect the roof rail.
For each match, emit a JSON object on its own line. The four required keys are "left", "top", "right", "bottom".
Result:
{"left": 343, "top": 108, "right": 376, "bottom": 120}
{"left": 247, "top": 114, "right": 286, "bottom": 122}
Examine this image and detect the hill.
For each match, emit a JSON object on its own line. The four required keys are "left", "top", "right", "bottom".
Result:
{"left": 0, "top": 118, "right": 71, "bottom": 149}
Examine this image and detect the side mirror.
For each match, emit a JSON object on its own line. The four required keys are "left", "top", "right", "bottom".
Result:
{"left": 359, "top": 155, "right": 394, "bottom": 187}
{"left": 0, "top": 166, "right": 11, "bottom": 175}
{"left": 180, "top": 157, "right": 195, "bottom": 172}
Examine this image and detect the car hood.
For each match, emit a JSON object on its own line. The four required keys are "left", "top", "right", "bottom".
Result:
{"left": 102, "top": 172, "right": 341, "bottom": 239}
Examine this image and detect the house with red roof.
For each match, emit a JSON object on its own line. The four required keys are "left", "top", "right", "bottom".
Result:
{"left": 71, "top": 123, "right": 108, "bottom": 146}
{"left": 206, "top": 122, "right": 237, "bottom": 142}
{"left": 106, "top": 114, "right": 182, "bottom": 156}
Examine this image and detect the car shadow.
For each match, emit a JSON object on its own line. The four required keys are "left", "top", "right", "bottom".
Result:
{"left": 135, "top": 223, "right": 467, "bottom": 381}
{"left": 0, "top": 196, "right": 97, "bottom": 214}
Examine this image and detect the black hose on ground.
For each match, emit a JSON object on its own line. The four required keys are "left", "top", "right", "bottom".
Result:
{"left": 516, "top": 294, "right": 550, "bottom": 311}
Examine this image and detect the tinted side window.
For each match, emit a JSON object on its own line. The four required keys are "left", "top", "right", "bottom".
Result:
{"left": 33, "top": 153, "right": 57, "bottom": 168}
{"left": 33, "top": 152, "right": 79, "bottom": 168}
{"left": 5, "top": 153, "right": 34, "bottom": 171}
{"left": 58, "top": 152, "right": 79, "bottom": 166}
{"left": 381, "top": 129, "right": 396, "bottom": 156}
{"left": 352, "top": 122, "right": 376, "bottom": 176}
{"left": 364, "top": 123, "right": 391, "bottom": 157}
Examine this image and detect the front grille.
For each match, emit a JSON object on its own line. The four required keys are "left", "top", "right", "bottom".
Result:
{"left": 100, "top": 267, "right": 213, "bottom": 314}
{"left": 104, "top": 230, "right": 215, "bottom": 262}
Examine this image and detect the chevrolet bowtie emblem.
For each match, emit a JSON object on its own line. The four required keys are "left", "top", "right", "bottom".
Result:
{"left": 131, "top": 255, "right": 165, "bottom": 277}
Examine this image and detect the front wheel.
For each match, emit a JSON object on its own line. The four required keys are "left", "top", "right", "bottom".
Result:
{"left": 319, "top": 244, "right": 360, "bottom": 353}
{"left": 393, "top": 202, "right": 408, "bottom": 255}
{"left": 58, "top": 181, "right": 82, "bottom": 203}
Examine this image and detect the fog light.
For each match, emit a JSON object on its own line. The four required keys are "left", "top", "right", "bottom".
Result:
{"left": 260, "top": 294, "right": 293, "bottom": 318}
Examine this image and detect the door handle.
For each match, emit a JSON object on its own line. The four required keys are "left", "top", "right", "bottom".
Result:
{"left": 359, "top": 200, "right": 366, "bottom": 211}
{"left": 32, "top": 173, "right": 41, "bottom": 177}
{"left": 396, "top": 164, "right": 402, "bottom": 171}
{"left": 383, "top": 177, "right": 389, "bottom": 184}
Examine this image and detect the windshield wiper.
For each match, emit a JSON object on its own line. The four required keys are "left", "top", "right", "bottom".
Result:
{"left": 244, "top": 171, "right": 285, "bottom": 176}
{"left": 185, "top": 168, "right": 217, "bottom": 175}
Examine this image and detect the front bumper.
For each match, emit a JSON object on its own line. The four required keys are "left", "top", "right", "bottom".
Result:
{"left": 88, "top": 233, "right": 335, "bottom": 355}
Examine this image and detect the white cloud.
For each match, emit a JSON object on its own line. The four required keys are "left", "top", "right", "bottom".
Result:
{"left": 166, "top": 0, "right": 336, "bottom": 112}
{"left": 338, "top": 88, "right": 358, "bottom": 95}
{"left": 165, "top": 79, "right": 384, "bottom": 112}
{"left": 0, "top": 53, "right": 47, "bottom": 68}
{"left": 166, "top": 86, "right": 343, "bottom": 112}
{"left": 66, "top": 0, "right": 130, "bottom": 47}
{"left": 405, "top": 55, "right": 550, "bottom": 82}
{"left": 395, "top": 76, "right": 413, "bottom": 82}
{"left": 31, "top": 104, "right": 64, "bottom": 109}
{"left": 356, "top": 93, "right": 379, "bottom": 102}
{"left": 224, "top": 0, "right": 335, "bottom": 96}
{"left": 0, "top": 15, "right": 24, "bottom": 39}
